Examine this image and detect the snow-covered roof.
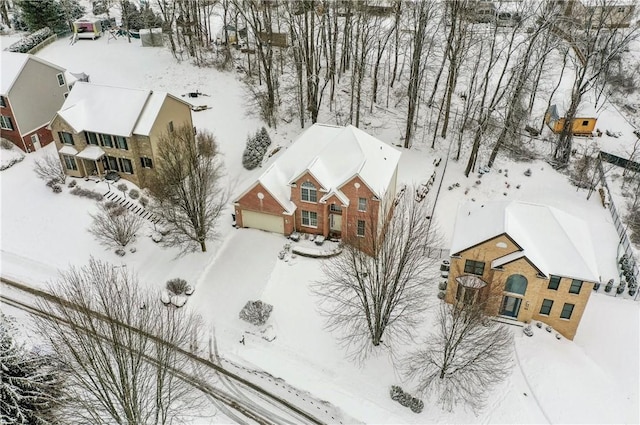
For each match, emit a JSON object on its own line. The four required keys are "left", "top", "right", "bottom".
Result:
{"left": 1, "top": 51, "right": 65, "bottom": 95}
{"left": 451, "top": 201, "right": 600, "bottom": 283}
{"left": 55, "top": 82, "right": 183, "bottom": 137}
{"left": 236, "top": 124, "right": 401, "bottom": 214}
{"left": 76, "top": 146, "right": 105, "bottom": 160}
{"left": 58, "top": 145, "right": 78, "bottom": 155}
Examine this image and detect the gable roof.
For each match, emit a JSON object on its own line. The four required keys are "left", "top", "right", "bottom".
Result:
{"left": 235, "top": 123, "right": 401, "bottom": 214}
{"left": 1, "top": 51, "right": 65, "bottom": 95}
{"left": 54, "top": 82, "right": 189, "bottom": 137}
{"left": 451, "top": 201, "right": 600, "bottom": 283}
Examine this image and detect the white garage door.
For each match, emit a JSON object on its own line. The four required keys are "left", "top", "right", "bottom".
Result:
{"left": 241, "top": 210, "right": 284, "bottom": 234}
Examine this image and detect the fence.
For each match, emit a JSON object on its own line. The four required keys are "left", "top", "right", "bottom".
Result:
{"left": 27, "top": 34, "right": 57, "bottom": 54}
{"left": 596, "top": 153, "right": 639, "bottom": 290}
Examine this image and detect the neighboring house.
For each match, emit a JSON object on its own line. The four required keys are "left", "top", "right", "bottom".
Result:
{"left": 233, "top": 123, "right": 401, "bottom": 244}
{"left": 577, "top": 0, "right": 636, "bottom": 28}
{"left": 445, "top": 201, "right": 600, "bottom": 340}
{"left": 49, "top": 82, "right": 193, "bottom": 188}
{"left": 0, "top": 51, "right": 68, "bottom": 152}
{"left": 545, "top": 104, "right": 597, "bottom": 136}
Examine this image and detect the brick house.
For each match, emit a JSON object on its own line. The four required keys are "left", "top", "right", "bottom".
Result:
{"left": 0, "top": 51, "right": 68, "bottom": 152}
{"left": 445, "top": 201, "right": 600, "bottom": 340}
{"left": 49, "top": 82, "right": 193, "bottom": 188}
{"left": 233, "top": 123, "right": 401, "bottom": 243}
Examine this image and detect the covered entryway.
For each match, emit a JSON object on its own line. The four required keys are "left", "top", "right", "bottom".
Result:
{"left": 329, "top": 214, "right": 342, "bottom": 232}
{"left": 241, "top": 210, "right": 284, "bottom": 234}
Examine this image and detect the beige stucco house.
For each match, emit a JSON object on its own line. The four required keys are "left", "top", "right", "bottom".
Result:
{"left": 233, "top": 124, "right": 401, "bottom": 248}
{"left": 49, "top": 82, "right": 193, "bottom": 188}
{"left": 0, "top": 51, "right": 68, "bottom": 152}
{"left": 445, "top": 201, "right": 600, "bottom": 340}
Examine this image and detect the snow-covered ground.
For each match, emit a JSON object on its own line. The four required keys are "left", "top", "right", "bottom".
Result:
{"left": 1, "top": 20, "right": 639, "bottom": 424}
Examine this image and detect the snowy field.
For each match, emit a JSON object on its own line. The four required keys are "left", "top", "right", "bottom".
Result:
{"left": 1, "top": 17, "right": 639, "bottom": 425}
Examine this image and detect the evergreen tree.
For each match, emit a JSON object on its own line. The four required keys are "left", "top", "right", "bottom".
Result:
{"left": 16, "top": 0, "right": 67, "bottom": 33}
{"left": 0, "top": 313, "right": 64, "bottom": 424}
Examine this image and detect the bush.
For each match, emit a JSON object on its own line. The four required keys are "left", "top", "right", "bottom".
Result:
{"left": 0, "top": 156, "right": 25, "bottom": 171}
{"left": 389, "top": 386, "right": 423, "bottom": 414}
{"left": 68, "top": 180, "right": 77, "bottom": 188}
{"left": 438, "top": 282, "right": 447, "bottom": 291}
{"left": 117, "top": 183, "right": 128, "bottom": 195}
{"left": 0, "top": 138, "right": 13, "bottom": 150}
{"left": 242, "top": 127, "right": 272, "bottom": 170}
{"left": 52, "top": 184, "right": 62, "bottom": 193}
{"left": 129, "top": 188, "right": 140, "bottom": 199}
{"left": 7, "top": 27, "right": 54, "bottom": 53}
{"left": 437, "top": 291, "right": 446, "bottom": 300}
{"left": 239, "top": 300, "right": 273, "bottom": 326}
{"left": 46, "top": 179, "right": 60, "bottom": 188}
{"left": 70, "top": 186, "right": 103, "bottom": 201}
{"left": 166, "top": 278, "right": 189, "bottom": 296}
{"left": 139, "top": 196, "right": 149, "bottom": 207}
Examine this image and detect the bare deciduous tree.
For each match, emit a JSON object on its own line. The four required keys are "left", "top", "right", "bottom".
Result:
{"left": 33, "top": 152, "right": 66, "bottom": 184}
{"left": 89, "top": 202, "right": 143, "bottom": 248}
{"left": 313, "top": 190, "right": 439, "bottom": 360}
{"left": 35, "top": 258, "right": 205, "bottom": 424}
{"left": 148, "top": 125, "right": 227, "bottom": 253}
{"left": 404, "top": 281, "right": 513, "bottom": 412}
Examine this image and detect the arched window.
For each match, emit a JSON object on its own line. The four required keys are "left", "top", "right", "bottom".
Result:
{"left": 301, "top": 181, "right": 317, "bottom": 202}
{"left": 505, "top": 274, "right": 528, "bottom": 295}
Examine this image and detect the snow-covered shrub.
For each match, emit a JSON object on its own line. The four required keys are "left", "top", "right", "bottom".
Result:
{"left": 51, "top": 184, "right": 62, "bottom": 193}
{"left": 239, "top": 300, "right": 273, "bottom": 326}
{"left": 7, "top": 27, "right": 54, "bottom": 53}
{"left": 166, "top": 278, "right": 189, "bottom": 296}
{"left": 68, "top": 180, "right": 77, "bottom": 188}
{"left": 139, "top": 196, "right": 149, "bottom": 207}
{"left": 390, "top": 386, "right": 423, "bottom": 414}
{"left": 71, "top": 186, "right": 103, "bottom": 200}
{"left": 242, "top": 127, "right": 272, "bottom": 170}
{"left": 390, "top": 385, "right": 403, "bottom": 401}
{"left": 46, "top": 179, "right": 59, "bottom": 188}
{"left": 0, "top": 156, "right": 24, "bottom": 171}
{"left": 117, "top": 183, "right": 128, "bottom": 196}
{"left": 0, "top": 138, "right": 13, "bottom": 150}
{"left": 151, "top": 232, "right": 163, "bottom": 243}
{"left": 409, "top": 397, "right": 424, "bottom": 414}
{"left": 437, "top": 291, "right": 446, "bottom": 300}
{"left": 115, "top": 249, "right": 126, "bottom": 257}
{"left": 128, "top": 188, "right": 140, "bottom": 199}
{"left": 438, "top": 282, "right": 447, "bottom": 291}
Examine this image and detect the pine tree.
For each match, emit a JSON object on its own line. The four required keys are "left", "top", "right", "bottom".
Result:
{"left": 16, "top": 0, "right": 67, "bottom": 33}
{"left": 0, "top": 313, "right": 64, "bottom": 424}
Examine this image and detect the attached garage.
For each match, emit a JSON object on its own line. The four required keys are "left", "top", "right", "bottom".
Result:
{"left": 240, "top": 210, "right": 285, "bottom": 234}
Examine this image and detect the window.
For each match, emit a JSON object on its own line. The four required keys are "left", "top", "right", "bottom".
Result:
{"left": 358, "top": 197, "right": 367, "bottom": 211}
{"left": 104, "top": 155, "right": 119, "bottom": 171}
{"left": 63, "top": 92, "right": 69, "bottom": 99}
{"left": 119, "top": 158, "right": 133, "bottom": 174}
{"left": 357, "top": 220, "right": 365, "bottom": 237}
{"left": 62, "top": 155, "right": 77, "bottom": 171}
{"left": 0, "top": 96, "right": 6, "bottom": 107}
{"left": 581, "top": 120, "right": 589, "bottom": 126}
{"left": 301, "top": 182, "right": 317, "bottom": 202}
{"left": 100, "top": 134, "right": 113, "bottom": 148}
{"left": 56, "top": 73, "right": 65, "bottom": 87}
{"left": 115, "top": 136, "right": 128, "bottom": 150}
{"left": 85, "top": 132, "right": 99, "bottom": 145}
{"left": 140, "top": 157, "right": 153, "bottom": 168}
{"left": 569, "top": 279, "right": 583, "bottom": 294}
{"left": 330, "top": 203, "right": 342, "bottom": 213}
{"left": 560, "top": 303, "right": 575, "bottom": 319}
{"left": 539, "top": 299, "right": 553, "bottom": 315}
{"left": 456, "top": 285, "right": 478, "bottom": 306}
{"left": 505, "top": 274, "right": 528, "bottom": 295}
{"left": 0, "top": 115, "right": 14, "bottom": 130}
{"left": 464, "top": 259, "right": 485, "bottom": 276}
{"left": 548, "top": 275, "right": 561, "bottom": 290}
{"left": 168, "top": 121, "right": 174, "bottom": 132}
{"left": 58, "top": 131, "right": 74, "bottom": 145}
{"left": 301, "top": 210, "right": 318, "bottom": 227}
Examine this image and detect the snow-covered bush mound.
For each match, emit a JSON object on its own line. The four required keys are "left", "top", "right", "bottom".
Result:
{"left": 239, "top": 300, "right": 273, "bottom": 326}
{"left": 8, "top": 27, "right": 54, "bottom": 53}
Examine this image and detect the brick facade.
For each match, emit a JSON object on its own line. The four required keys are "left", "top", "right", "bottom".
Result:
{"left": 0, "top": 100, "right": 25, "bottom": 150}
{"left": 445, "top": 234, "right": 594, "bottom": 340}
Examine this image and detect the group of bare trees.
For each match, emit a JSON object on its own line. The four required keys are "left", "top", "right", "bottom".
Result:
{"left": 210, "top": 0, "right": 637, "bottom": 172}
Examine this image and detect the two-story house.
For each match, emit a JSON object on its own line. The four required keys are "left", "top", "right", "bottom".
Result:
{"left": 49, "top": 82, "right": 193, "bottom": 188}
{"left": 445, "top": 201, "right": 600, "bottom": 340}
{"left": 0, "top": 51, "right": 68, "bottom": 152}
{"left": 233, "top": 123, "right": 401, "bottom": 245}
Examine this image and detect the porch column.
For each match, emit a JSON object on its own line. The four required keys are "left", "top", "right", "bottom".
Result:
{"left": 323, "top": 202, "right": 329, "bottom": 238}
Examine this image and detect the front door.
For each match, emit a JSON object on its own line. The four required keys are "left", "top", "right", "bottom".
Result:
{"left": 30, "top": 134, "right": 41, "bottom": 150}
{"left": 330, "top": 214, "right": 342, "bottom": 232}
{"left": 500, "top": 296, "right": 521, "bottom": 318}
